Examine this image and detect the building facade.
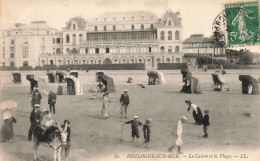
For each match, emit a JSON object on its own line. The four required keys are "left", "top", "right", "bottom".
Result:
{"left": 1, "top": 9, "right": 183, "bottom": 69}
{"left": 182, "top": 34, "right": 226, "bottom": 67}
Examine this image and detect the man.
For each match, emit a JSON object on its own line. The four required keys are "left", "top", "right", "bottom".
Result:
{"left": 48, "top": 89, "right": 57, "bottom": 114}
{"left": 57, "top": 82, "right": 63, "bottom": 95}
{"left": 31, "top": 88, "right": 42, "bottom": 109}
{"left": 168, "top": 116, "right": 187, "bottom": 154}
{"left": 28, "top": 104, "right": 43, "bottom": 141}
{"left": 124, "top": 116, "right": 142, "bottom": 144}
{"left": 61, "top": 120, "right": 71, "bottom": 161}
{"left": 120, "top": 90, "right": 130, "bottom": 119}
{"left": 143, "top": 118, "right": 152, "bottom": 148}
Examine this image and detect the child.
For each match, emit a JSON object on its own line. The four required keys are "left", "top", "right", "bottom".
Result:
{"left": 124, "top": 116, "right": 142, "bottom": 144}
{"left": 143, "top": 118, "right": 152, "bottom": 148}
{"left": 203, "top": 110, "right": 210, "bottom": 138}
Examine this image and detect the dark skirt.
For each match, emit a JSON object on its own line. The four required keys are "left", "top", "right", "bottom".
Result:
{"left": 1, "top": 119, "right": 14, "bottom": 141}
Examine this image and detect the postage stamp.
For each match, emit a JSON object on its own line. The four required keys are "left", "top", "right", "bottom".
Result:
{"left": 224, "top": 1, "right": 260, "bottom": 46}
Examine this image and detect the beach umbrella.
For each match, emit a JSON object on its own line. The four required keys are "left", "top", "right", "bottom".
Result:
{"left": 0, "top": 100, "right": 18, "bottom": 110}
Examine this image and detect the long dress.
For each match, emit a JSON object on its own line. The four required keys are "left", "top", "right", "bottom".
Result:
{"left": 175, "top": 120, "right": 183, "bottom": 146}
{"left": 1, "top": 112, "right": 16, "bottom": 141}
{"left": 101, "top": 96, "right": 109, "bottom": 119}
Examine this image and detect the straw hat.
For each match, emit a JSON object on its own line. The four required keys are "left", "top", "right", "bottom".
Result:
{"left": 34, "top": 104, "right": 40, "bottom": 108}
{"left": 182, "top": 116, "right": 187, "bottom": 121}
{"left": 134, "top": 115, "right": 138, "bottom": 119}
{"left": 124, "top": 90, "right": 128, "bottom": 92}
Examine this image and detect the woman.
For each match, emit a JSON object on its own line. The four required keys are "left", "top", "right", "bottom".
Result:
{"left": 101, "top": 91, "right": 109, "bottom": 119}
{"left": 57, "top": 82, "right": 63, "bottom": 95}
{"left": 1, "top": 109, "right": 17, "bottom": 142}
{"left": 185, "top": 100, "right": 203, "bottom": 125}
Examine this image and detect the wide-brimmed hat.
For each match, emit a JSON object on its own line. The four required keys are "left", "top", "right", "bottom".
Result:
{"left": 182, "top": 116, "right": 187, "bottom": 121}
{"left": 34, "top": 104, "right": 40, "bottom": 108}
{"left": 204, "top": 110, "right": 209, "bottom": 113}
{"left": 134, "top": 115, "right": 138, "bottom": 119}
{"left": 64, "top": 120, "right": 70, "bottom": 124}
{"left": 124, "top": 90, "right": 128, "bottom": 92}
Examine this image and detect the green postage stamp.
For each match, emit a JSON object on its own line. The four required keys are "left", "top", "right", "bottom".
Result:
{"left": 225, "top": 1, "right": 260, "bottom": 46}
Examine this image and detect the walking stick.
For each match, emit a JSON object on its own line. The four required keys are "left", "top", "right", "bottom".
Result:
{"left": 120, "top": 124, "right": 124, "bottom": 141}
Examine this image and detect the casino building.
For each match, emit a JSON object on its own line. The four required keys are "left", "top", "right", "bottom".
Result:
{"left": 1, "top": 9, "right": 183, "bottom": 69}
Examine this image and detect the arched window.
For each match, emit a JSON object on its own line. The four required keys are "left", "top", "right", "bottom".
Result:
{"left": 79, "top": 34, "right": 83, "bottom": 41}
{"left": 113, "top": 25, "right": 116, "bottom": 31}
{"left": 175, "top": 46, "right": 180, "bottom": 52}
{"left": 94, "top": 26, "right": 97, "bottom": 31}
{"left": 175, "top": 31, "right": 179, "bottom": 40}
{"left": 10, "top": 62, "right": 14, "bottom": 67}
{"left": 41, "top": 60, "right": 45, "bottom": 66}
{"left": 66, "top": 34, "right": 70, "bottom": 43}
{"left": 104, "top": 26, "right": 106, "bottom": 31}
{"left": 98, "top": 59, "right": 102, "bottom": 64}
{"left": 73, "top": 24, "right": 76, "bottom": 29}
{"left": 56, "top": 48, "right": 61, "bottom": 54}
{"left": 130, "top": 59, "right": 134, "bottom": 64}
{"left": 58, "top": 60, "right": 62, "bottom": 65}
{"left": 66, "top": 48, "right": 70, "bottom": 54}
{"left": 166, "top": 58, "right": 171, "bottom": 63}
{"left": 50, "top": 60, "right": 54, "bottom": 65}
{"left": 160, "top": 46, "right": 165, "bottom": 53}
{"left": 168, "top": 46, "right": 172, "bottom": 53}
{"left": 72, "top": 34, "right": 76, "bottom": 44}
{"left": 74, "top": 60, "right": 78, "bottom": 65}
{"left": 168, "top": 31, "right": 172, "bottom": 40}
{"left": 150, "top": 24, "right": 154, "bottom": 29}
{"left": 23, "top": 61, "right": 28, "bottom": 66}
{"left": 141, "top": 24, "right": 144, "bottom": 30}
{"left": 82, "top": 60, "right": 86, "bottom": 64}
{"left": 138, "top": 59, "right": 143, "bottom": 63}
{"left": 168, "top": 20, "right": 172, "bottom": 26}
{"left": 90, "top": 60, "right": 94, "bottom": 64}
{"left": 160, "top": 31, "right": 165, "bottom": 40}
{"left": 131, "top": 25, "right": 135, "bottom": 30}
{"left": 176, "top": 58, "right": 181, "bottom": 63}
{"left": 67, "top": 60, "right": 70, "bottom": 65}
{"left": 156, "top": 58, "right": 161, "bottom": 64}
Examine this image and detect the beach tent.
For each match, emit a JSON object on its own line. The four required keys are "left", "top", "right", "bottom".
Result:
{"left": 239, "top": 75, "right": 259, "bottom": 95}
{"left": 212, "top": 70, "right": 230, "bottom": 91}
{"left": 147, "top": 71, "right": 165, "bottom": 85}
{"left": 180, "top": 70, "right": 201, "bottom": 94}
{"left": 99, "top": 75, "right": 115, "bottom": 93}
{"left": 96, "top": 71, "right": 104, "bottom": 82}
{"left": 56, "top": 71, "right": 67, "bottom": 83}
{"left": 12, "top": 72, "right": 21, "bottom": 84}
{"left": 47, "top": 71, "right": 58, "bottom": 83}
{"left": 64, "top": 75, "right": 83, "bottom": 95}
{"left": 70, "top": 71, "right": 79, "bottom": 78}
{"left": 26, "top": 75, "right": 47, "bottom": 94}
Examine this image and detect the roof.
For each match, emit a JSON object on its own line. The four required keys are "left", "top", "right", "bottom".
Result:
{"left": 6, "top": 21, "right": 54, "bottom": 31}
{"left": 183, "top": 34, "right": 214, "bottom": 43}
{"left": 90, "top": 11, "right": 158, "bottom": 22}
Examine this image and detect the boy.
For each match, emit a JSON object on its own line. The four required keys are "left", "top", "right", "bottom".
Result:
{"left": 143, "top": 118, "right": 152, "bottom": 148}
{"left": 203, "top": 110, "right": 210, "bottom": 138}
{"left": 124, "top": 116, "right": 142, "bottom": 144}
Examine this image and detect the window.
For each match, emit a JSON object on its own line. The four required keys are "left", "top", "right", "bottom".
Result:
{"left": 10, "top": 62, "right": 14, "bottom": 66}
{"left": 66, "top": 48, "right": 70, "bottom": 54}
{"left": 73, "top": 24, "right": 76, "bottom": 29}
{"left": 94, "top": 26, "right": 97, "bottom": 31}
{"left": 23, "top": 61, "right": 28, "bottom": 66}
{"left": 104, "top": 26, "right": 106, "bottom": 31}
{"left": 175, "top": 31, "right": 179, "bottom": 40}
{"left": 175, "top": 46, "right": 179, "bottom": 52}
{"left": 23, "top": 48, "right": 29, "bottom": 58}
{"left": 10, "top": 39, "right": 14, "bottom": 45}
{"left": 132, "top": 16, "right": 134, "bottom": 20}
{"left": 47, "top": 31, "right": 49, "bottom": 34}
{"left": 41, "top": 60, "right": 45, "bottom": 65}
{"left": 10, "top": 47, "right": 14, "bottom": 52}
{"left": 7, "top": 31, "right": 11, "bottom": 36}
{"left": 56, "top": 48, "right": 61, "bottom": 54}
{"left": 113, "top": 25, "right": 116, "bottom": 31}
{"left": 41, "top": 38, "right": 45, "bottom": 44}
{"left": 168, "top": 31, "right": 172, "bottom": 40}
{"left": 10, "top": 53, "right": 14, "bottom": 58}
{"left": 56, "top": 38, "right": 61, "bottom": 44}
{"left": 168, "top": 20, "right": 172, "bottom": 26}
{"left": 72, "top": 34, "right": 76, "bottom": 44}
{"left": 168, "top": 46, "right": 172, "bottom": 53}
{"left": 82, "top": 60, "right": 86, "bottom": 64}
{"left": 160, "top": 46, "right": 165, "bottom": 52}
{"left": 53, "top": 38, "right": 55, "bottom": 44}
{"left": 79, "top": 34, "right": 83, "bottom": 41}
{"left": 123, "top": 17, "right": 125, "bottom": 20}
{"left": 95, "top": 48, "right": 99, "bottom": 53}
{"left": 66, "top": 34, "right": 70, "bottom": 43}
{"left": 85, "top": 48, "right": 88, "bottom": 54}
{"left": 131, "top": 25, "right": 135, "bottom": 30}
{"left": 149, "top": 47, "right": 152, "bottom": 53}
{"left": 141, "top": 16, "right": 144, "bottom": 20}
{"left": 113, "top": 17, "right": 116, "bottom": 21}
{"left": 106, "top": 47, "right": 109, "bottom": 53}
{"left": 104, "top": 17, "right": 106, "bottom": 21}
{"left": 160, "top": 31, "right": 165, "bottom": 40}
{"left": 150, "top": 24, "right": 154, "bottom": 29}
{"left": 141, "top": 24, "right": 144, "bottom": 30}
{"left": 41, "top": 46, "right": 46, "bottom": 51}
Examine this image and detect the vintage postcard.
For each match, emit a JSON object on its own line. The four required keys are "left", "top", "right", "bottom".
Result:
{"left": 0, "top": 0, "right": 260, "bottom": 161}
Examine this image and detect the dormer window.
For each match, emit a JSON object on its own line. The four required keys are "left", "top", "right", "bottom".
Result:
{"left": 168, "top": 20, "right": 172, "bottom": 26}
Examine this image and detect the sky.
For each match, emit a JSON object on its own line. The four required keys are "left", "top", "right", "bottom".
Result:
{"left": 0, "top": 0, "right": 259, "bottom": 52}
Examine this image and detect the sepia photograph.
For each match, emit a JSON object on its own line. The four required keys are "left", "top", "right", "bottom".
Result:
{"left": 0, "top": 0, "right": 259, "bottom": 160}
